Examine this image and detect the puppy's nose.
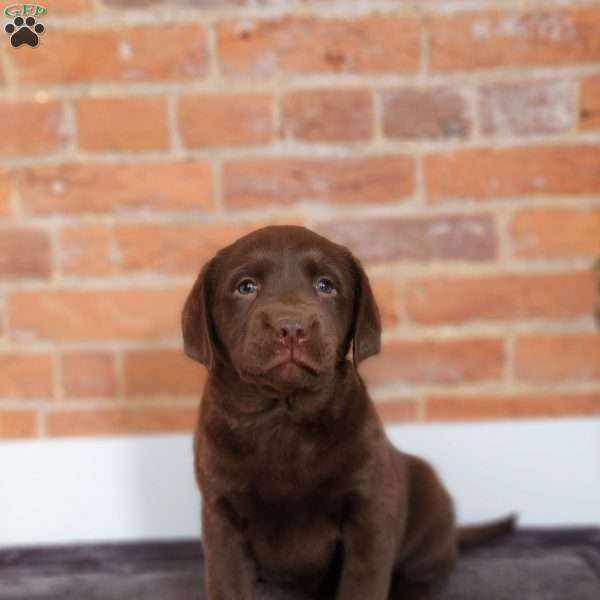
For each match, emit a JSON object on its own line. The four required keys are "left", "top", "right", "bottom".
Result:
{"left": 276, "top": 319, "right": 307, "bottom": 346}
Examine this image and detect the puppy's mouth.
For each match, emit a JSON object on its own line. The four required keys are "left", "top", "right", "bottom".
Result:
{"left": 262, "top": 348, "right": 320, "bottom": 377}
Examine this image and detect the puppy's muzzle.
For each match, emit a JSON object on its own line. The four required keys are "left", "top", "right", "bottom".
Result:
{"left": 259, "top": 309, "right": 321, "bottom": 372}
{"left": 275, "top": 318, "right": 308, "bottom": 348}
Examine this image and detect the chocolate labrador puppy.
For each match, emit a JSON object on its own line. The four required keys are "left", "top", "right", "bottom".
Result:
{"left": 182, "top": 225, "right": 513, "bottom": 600}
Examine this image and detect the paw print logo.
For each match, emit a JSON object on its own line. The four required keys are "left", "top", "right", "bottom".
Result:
{"left": 5, "top": 16, "right": 44, "bottom": 48}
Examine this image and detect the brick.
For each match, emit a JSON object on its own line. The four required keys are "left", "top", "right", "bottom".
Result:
{"left": 60, "top": 225, "right": 113, "bottom": 276}
{"left": 580, "top": 76, "right": 600, "bottom": 130}
{"left": 103, "top": 0, "right": 243, "bottom": 6}
{"left": 19, "top": 161, "right": 213, "bottom": 215}
{"left": 0, "top": 228, "right": 51, "bottom": 280}
{"left": 8, "top": 288, "right": 187, "bottom": 341}
{"left": 47, "top": 407, "right": 197, "bottom": 437}
{"left": 425, "top": 145, "right": 600, "bottom": 202}
{"left": 62, "top": 352, "right": 117, "bottom": 399}
{"left": 429, "top": 9, "right": 600, "bottom": 72}
{"left": 516, "top": 333, "right": 600, "bottom": 383}
{"left": 124, "top": 349, "right": 206, "bottom": 396}
{"left": 405, "top": 272, "right": 595, "bottom": 324}
{"left": 0, "top": 170, "right": 11, "bottom": 217}
{"left": 45, "top": 0, "right": 93, "bottom": 15}
{"left": 281, "top": 89, "right": 373, "bottom": 143}
{"left": 0, "top": 354, "right": 53, "bottom": 398}
{"left": 0, "top": 101, "right": 65, "bottom": 156}
{"left": 179, "top": 93, "right": 273, "bottom": 148}
{"left": 427, "top": 393, "right": 600, "bottom": 421}
{"left": 315, "top": 214, "right": 497, "bottom": 264}
{"left": 224, "top": 156, "right": 414, "bottom": 208}
{"left": 360, "top": 338, "right": 504, "bottom": 387}
{"left": 480, "top": 80, "right": 573, "bottom": 136}
{"left": 382, "top": 87, "right": 470, "bottom": 140}
{"left": 510, "top": 208, "right": 600, "bottom": 258}
{"left": 0, "top": 410, "right": 36, "bottom": 439}
{"left": 370, "top": 278, "right": 400, "bottom": 330}
{"left": 218, "top": 15, "right": 420, "bottom": 75}
{"left": 12, "top": 26, "right": 207, "bottom": 84}
{"left": 77, "top": 96, "right": 169, "bottom": 152}
{"left": 374, "top": 399, "right": 419, "bottom": 423}
{"left": 115, "top": 221, "right": 292, "bottom": 275}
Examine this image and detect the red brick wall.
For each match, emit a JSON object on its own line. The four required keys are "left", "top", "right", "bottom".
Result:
{"left": 0, "top": 0, "right": 599, "bottom": 439}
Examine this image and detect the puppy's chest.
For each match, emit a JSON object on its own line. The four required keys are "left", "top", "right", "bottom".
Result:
{"left": 217, "top": 416, "right": 346, "bottom": 497}
{"left": 214, "top": 418, "right": 352, "bottom": 585}
{"left": 233, "top": 492, "right": 343, "bottom": 587}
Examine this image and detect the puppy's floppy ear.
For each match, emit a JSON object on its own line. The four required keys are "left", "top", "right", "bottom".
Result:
{"left": 350, "top": 255, "right": 382, "bottom": 366}
{"left": 182, "top": 259, "right": 217, "bottom": 368}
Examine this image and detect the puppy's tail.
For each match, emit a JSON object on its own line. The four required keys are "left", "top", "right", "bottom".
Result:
{"left": 457, "top": 513, "right": 517, "bottom": 549}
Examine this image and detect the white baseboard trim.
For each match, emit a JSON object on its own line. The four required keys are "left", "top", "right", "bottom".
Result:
{"left": 1, "top": 418, "right": 599, "bottom": 547}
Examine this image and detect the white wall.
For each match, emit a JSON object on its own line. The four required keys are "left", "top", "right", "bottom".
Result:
{"left": 1, "top": 418, "right": 599, "bottom": 547}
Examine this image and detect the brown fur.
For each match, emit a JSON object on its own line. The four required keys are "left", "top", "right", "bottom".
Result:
{"left": 182, "top": 225, "right": 514, "bottom": 600}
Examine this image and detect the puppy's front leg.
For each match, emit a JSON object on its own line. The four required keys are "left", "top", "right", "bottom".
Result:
{"left": 335, "top": 503, "right": 396, "bottom": 600}
{"left": 202, "top": 498, "right": 256, "bottom": 600}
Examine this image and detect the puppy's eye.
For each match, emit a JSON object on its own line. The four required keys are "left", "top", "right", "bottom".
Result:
{"left": 236, "top": 279, "right": 257, "bottom": 295}
{"left": 315, "top": 277, "right": 337, "bottom": 296}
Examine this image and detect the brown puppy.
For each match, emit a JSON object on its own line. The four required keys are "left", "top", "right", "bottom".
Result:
{"left": 182, "top": 225, "right": 513, "bottom": 600}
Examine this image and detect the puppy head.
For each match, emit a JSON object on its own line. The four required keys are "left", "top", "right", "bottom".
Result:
{"left": 182, "top": 225, "right": 381, "bottom": 392}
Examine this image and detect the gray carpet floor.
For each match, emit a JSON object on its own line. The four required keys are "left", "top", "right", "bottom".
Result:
{"left": 1, "top": 529, "right": 599, "bottom": 599}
